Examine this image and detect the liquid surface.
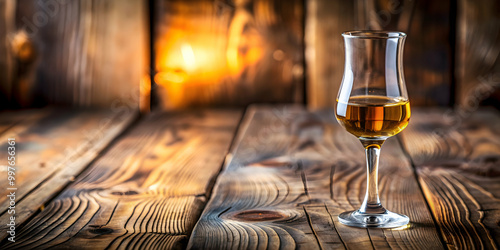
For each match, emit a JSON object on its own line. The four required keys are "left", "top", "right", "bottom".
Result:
{"left": 336, "top": 96, "right": 410, "bottom": 139}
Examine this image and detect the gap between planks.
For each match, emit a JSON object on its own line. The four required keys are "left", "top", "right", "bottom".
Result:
{"left": 0, "top": 107, "right": 138, "bottom": 242}
{"left": 2, "top": 109, "right": 242, "bottom": 249}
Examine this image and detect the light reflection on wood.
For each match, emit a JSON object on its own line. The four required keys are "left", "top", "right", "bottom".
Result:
{"left": 155, "top": 0, "right": 303, "bottom": 109}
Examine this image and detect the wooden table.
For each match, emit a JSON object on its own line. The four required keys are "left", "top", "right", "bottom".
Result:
{"left": 0, "top": 106, "right": 498, "bottom": 249}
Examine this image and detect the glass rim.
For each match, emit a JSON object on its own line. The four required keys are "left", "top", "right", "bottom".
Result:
{"left": 342, "top": 31, "right": 407, "bottom": 39}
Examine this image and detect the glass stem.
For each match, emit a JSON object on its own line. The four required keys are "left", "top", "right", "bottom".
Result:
{"left": 359, "top": 141, "right": 386, "bottom": 214}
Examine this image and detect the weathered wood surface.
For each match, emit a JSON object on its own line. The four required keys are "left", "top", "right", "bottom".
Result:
{"left": 0, "top": 107, "right": 137, "bottom": 241}
{"left": 2, "top": 109, "right": 241, "bottom": 249}
{"left": 189, "top": 106, "right": 443, "bottom": 249}
{"left": 1, "top": 106, "right": 498, "bottom": 249}
{"left": 399, "top": 108, "right": 500, "bottom": 249}
{"left": 154, "top": 0, "right": 303, "bottom": 109}
{"left": 10, "top": 0, "right": 148, "bottom": 107}
{"left": 456, "top": 0, "right": 500, "bottom": 108}
{"left": 306, "top": 0, "right": 453, "bottom": 108}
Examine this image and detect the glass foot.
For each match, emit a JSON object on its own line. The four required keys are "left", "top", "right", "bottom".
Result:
{"left": 338, "top": 210, "right": 409, "bottom": 228}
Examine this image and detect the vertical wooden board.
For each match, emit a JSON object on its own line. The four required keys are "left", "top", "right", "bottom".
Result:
{"left": 0, "top": 108, "right": 137, "bottom": 241}
{"left": 0, "top": 0, "right": 6, "bottom": 98}
{"left": 0, "top": 0, "right": 15, "bottom": 107}
{"left": 0, "top": 0, "right": 8, "bottom": 105}
{"left": 305, "top": 0, "right": 355, "bottom": 109}
{"left": 456, "top": 0, "right": 500, "bottom": 109}
{"left": 398, "top": 108, "right": 500, "bottom": 249}
{"left": 189, "top": 106, "right": 443, "bottom": 249}
{"left": 12, "top": 0, "right": 148, "bottom": 107}
{"left": 95, "top": 0, "right": 148, "bottom": 107}
{"left": 355, "top": 0, "right": 452, "bottom": 106}
{"left": 401, "top": 0, "right": 452, "bottom": 106}
{"left": 306, "top": 0, "right": 452, "bottom": 108}
{"left": 154, "top": 0, "right": 304, "bottom": 109}
{"left": 1, "top": 110, "right": 242, "bottom": 249}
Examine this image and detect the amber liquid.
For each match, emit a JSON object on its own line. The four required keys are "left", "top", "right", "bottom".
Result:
{"left": 336, "top": 96, "right": 411, "bottom": 139}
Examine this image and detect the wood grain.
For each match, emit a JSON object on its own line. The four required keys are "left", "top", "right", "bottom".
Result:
{"left": 398, "top": 108, "right": 500, "bottom": 249}
{"left": 189, "top": 106, "right": 443, "bottom": 249}
{"left": 154, "top": 0, "right": 303, "bottom": 109}
{"left": 12, "top": 0, "right": 148, "bottom": 107}
{"left": 2, "top": 109, "right": 241, "bottom": 249}
{"left": 0, "top": 107, "right": 137, "bottom": 241}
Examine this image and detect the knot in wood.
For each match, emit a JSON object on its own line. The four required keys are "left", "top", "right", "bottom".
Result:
{"left": 88, "top": 227, "right": 114, "bottom": 235}
{"left": 230, "top": 210, "right": 287, "bottom": 222}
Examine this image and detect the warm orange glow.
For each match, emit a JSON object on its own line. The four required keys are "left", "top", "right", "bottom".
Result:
{"left": 180, "top": 43, "right": 196, "bottom": 72}
{"left": 226, "top": 11, "right": 250, "bottom": 76}
{"left": 139, "top": 74, "right": 151, "bottom": 112}
{"left": 11, "top": 31, "right": 35, "bottom": 62}
{"left": 140, "top": 74, "right": 152, "bottom": 92}
{"left": 226, "top": 9, "right": 264, "bottom": 80}
{"left": 155, "top": 70, "right": 187, "bottom": 85}
{"left": 154, "top": 70, "right": 187, "bottom": 107}
{"left": 156, "top": 39, "right": 227, "bottom": 86}
{"left": 154, "top": 1, "right": 269, "bottom": 108}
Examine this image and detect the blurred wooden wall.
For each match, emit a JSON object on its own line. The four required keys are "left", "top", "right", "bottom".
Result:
{"left": 306, "top": 0, "right": 454, "bottom": 108}
{"left": 153, "top": 0, "right": 304, "bottom": 109}
{"left": 0, "top": 0, "right": 15, "bottom": 108}
{"left": 0, "top": 0, "right": 148, "bottom": 109}
{"left": 305, "top": 0, "right": 353, "bottom": 109}
{"left": 456, "top": 0, "right": 500, "bottom": 109}
{"left": 1, "top": 0, "right": 498, "bottom": 110}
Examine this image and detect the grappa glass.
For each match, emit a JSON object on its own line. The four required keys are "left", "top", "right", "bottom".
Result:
{"left": 335, "top": 31, "right": 410, "bottom": 228}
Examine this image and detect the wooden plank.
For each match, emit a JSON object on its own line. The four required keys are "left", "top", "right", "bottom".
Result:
{"left": 0, "top": 107, "right": 137, "bottom": 241}
{"left": 189, "top": 106, "right": 443, "bottom": 249}
{"left": 385, "top": 0, "right": 452, "bottom": 106}
{"left": 398, "top": 108, "right": 500, "bottom": 249}
{"left": 154, "top": 0, "right": 304, "bottom": 109}
{"left": 1, "top": 109, "right": 242, "bottom": 249}
{"left": 12, "top": 0, "right": 148, "bottom": 107}
{"left": 0, "top": 0, "right": 15, "bottom": 108}
{"left": 305, "top": 0, "right": 354, "bottom": 109}
{"left": 456, "top": 0, "right": 500, "bottom": 108}
{"left": 306, "top": 0, "right": 452, "bottom": 108}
